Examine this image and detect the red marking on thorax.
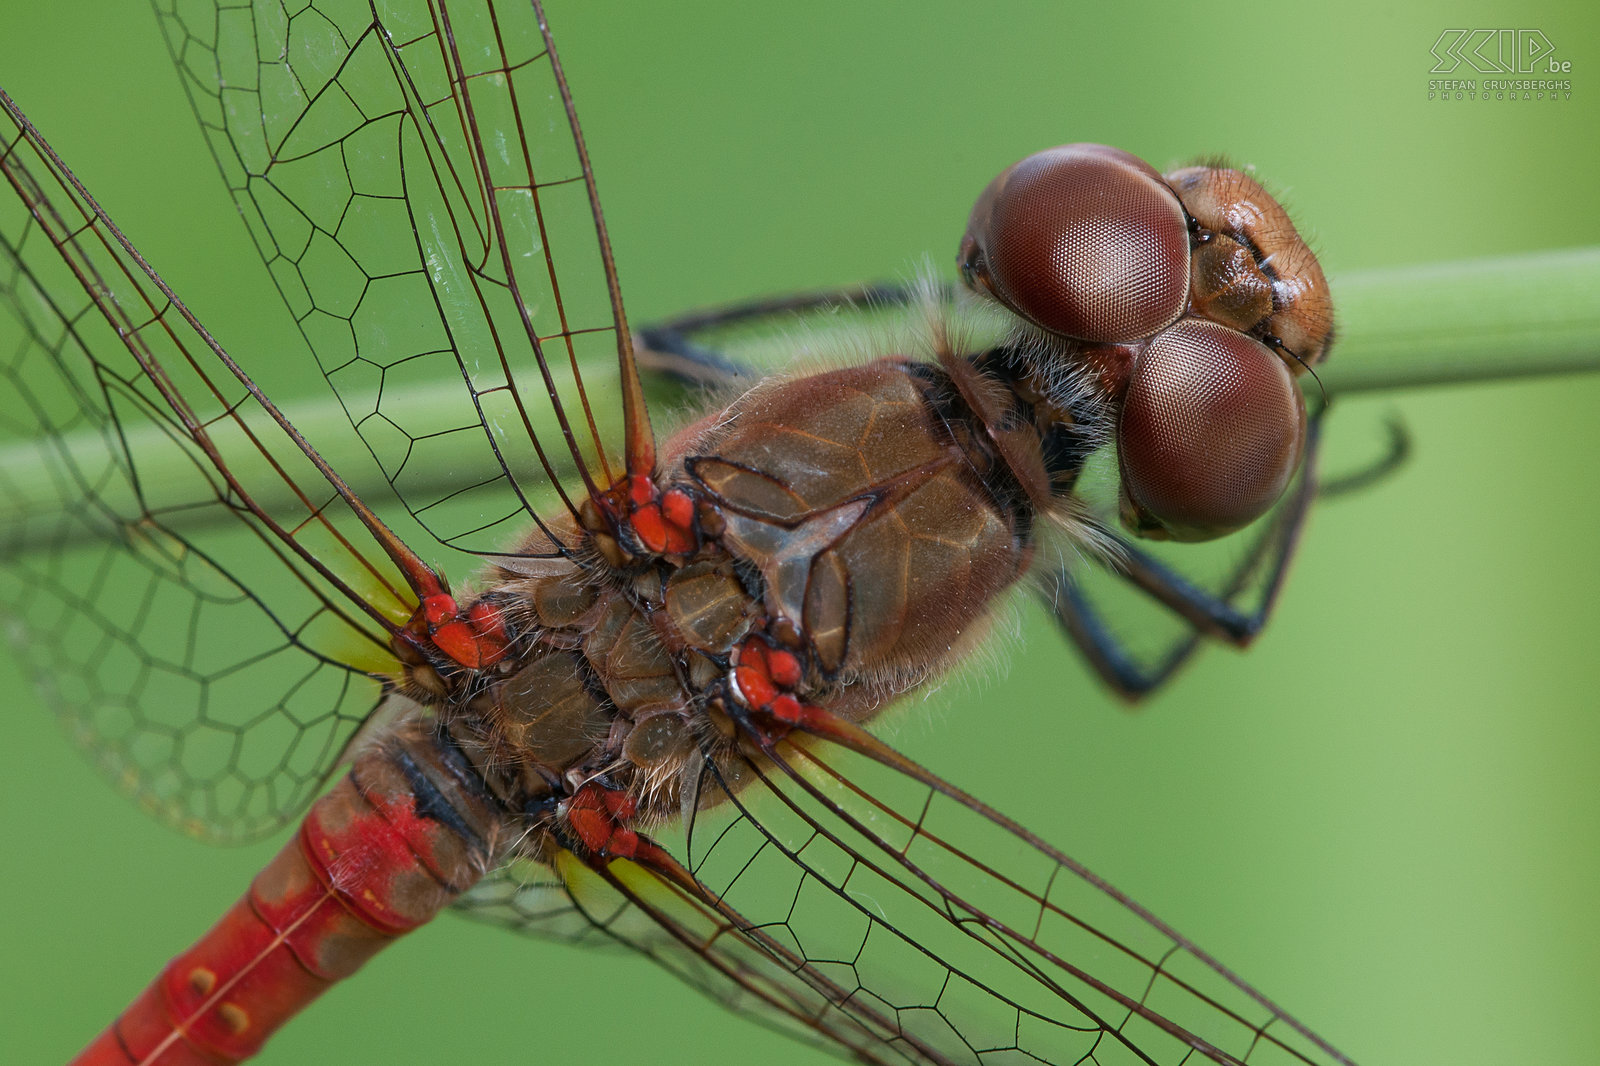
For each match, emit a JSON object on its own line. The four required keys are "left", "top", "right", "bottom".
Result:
{"left": 731, "top": 637, "right": 809, "bottom": 727}
{"left": 566, "top": 785, "right": 640, "bottom": 859}
{"left": 415, "top": 591, "right": 508, "bottom": 670}
{"left": 625, "top": 474, "right": 697, "bottom": 556}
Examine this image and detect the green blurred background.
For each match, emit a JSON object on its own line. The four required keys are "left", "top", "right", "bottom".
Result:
{"left": 2, "top": 1, "right": 1598, "bottom": 1064}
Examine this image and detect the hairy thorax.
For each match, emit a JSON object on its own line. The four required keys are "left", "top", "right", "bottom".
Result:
{"left": 402, "top": 356, "right": 1044, "bottom": 837}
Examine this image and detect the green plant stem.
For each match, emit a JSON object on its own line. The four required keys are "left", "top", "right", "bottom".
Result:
{"left": 3, "top": 248, "right": 1597, "bottom": 548}
{"left": 1322, "top": 246, "right": 1600, "bottom": 395}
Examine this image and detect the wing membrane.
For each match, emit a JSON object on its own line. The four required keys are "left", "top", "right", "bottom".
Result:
{"left": 456, "top": 711, "right": 1352, "bottom": 1066}
{"left": 459, "top": 848, "right": 906, "bottom": 1065}
{"left": 2, "top": 0, "right": 652, "bottom": 838}
{"left": 0, "top": 91, "right": 391, "bottom": 840}
{"left": 154, "top": 0, "right": 646, "bottom": 560}
{"left": 677, "top": 713, "right": 1353, "bottom": 1065}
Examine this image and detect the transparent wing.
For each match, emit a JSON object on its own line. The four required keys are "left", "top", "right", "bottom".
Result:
{"left": 0, "top": 91, "right": 393, "bottom": 840}
{"left": 1, "top": 0, "right": 654, "bottom": 839}
{"left": 457, "top": 710, "right": 1353, "bottom": 1066}
{"left": 154, "top": 0, "right": 651, "bottom": 563}
{"left": 458, "top": 850, "right": 903, "bottom": 1065}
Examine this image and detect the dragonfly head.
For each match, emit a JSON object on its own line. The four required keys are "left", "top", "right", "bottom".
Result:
{"left": 959, "top": 143, "right": 1332, "bottom": 542}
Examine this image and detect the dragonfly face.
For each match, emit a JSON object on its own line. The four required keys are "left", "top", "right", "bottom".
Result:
{"left": 3, "top": 4, "right": 1600, "bottom": 1066}
{"left": 957, "top": 143, "right": 1328, "bottom": 541}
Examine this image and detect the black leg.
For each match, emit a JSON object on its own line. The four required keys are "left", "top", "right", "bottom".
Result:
{"left": 1045, "top": 568, "right": 1204, "bottom": 700}
{"left": 1319, "top": 416, "right": 1410, "bottom": 498}
{"left": 1041, "top": 412, "right": 1326, "bottom": 700}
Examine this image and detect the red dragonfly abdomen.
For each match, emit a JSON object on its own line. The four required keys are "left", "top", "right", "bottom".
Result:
{"left": 73, "top": 721, "right": 508, "bottom": 1066}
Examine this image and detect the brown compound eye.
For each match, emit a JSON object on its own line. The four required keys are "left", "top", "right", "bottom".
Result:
{"left": 1117, "top": 319, "right": 1306, "bottom": 541}
{"left": 959, "top": 144, "right": 1191, "bottom": 343}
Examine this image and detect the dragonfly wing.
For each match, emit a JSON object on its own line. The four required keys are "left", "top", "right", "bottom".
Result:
{"left": 453, "top": 708, "right": 1355, "bottom": 1066}
{"left": 3, "top": 0, "right": 656, "bottom": 838}
{"left": 456, "top": 831, "right": 927, "bottom": 1065}
{"left": 662, "top": 712, "right": 1357, "bottom": 1066}
{"left": 0, "top": 93, "right": 392, "bottom": 841}
{"left": 153, "top": 0, "right": 652, "bottom": 562}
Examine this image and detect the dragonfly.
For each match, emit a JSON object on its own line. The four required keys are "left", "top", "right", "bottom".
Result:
{"left": 0, "top": 2, "right": 1593, "bottom": 1062}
